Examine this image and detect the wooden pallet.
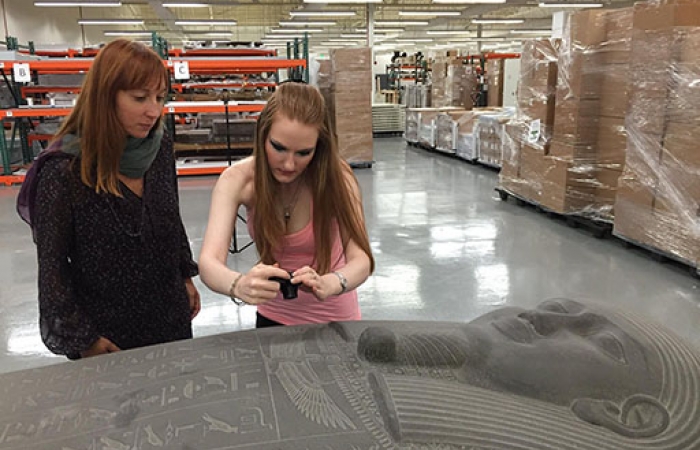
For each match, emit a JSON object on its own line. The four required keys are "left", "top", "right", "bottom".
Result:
{"left": 496, "top": 187, "right": 613, "bottom": 239}
{"left": 614, "top": 232, "right": 699, "bottom": 277}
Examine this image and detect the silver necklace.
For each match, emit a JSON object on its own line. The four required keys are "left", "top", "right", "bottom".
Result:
{"left": 282, "top": 180, "right": 303, "bottom": 223}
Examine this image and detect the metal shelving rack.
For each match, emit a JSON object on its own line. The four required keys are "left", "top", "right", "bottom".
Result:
{"left": 0, "top": 43, "right": 308, "bottom": 184}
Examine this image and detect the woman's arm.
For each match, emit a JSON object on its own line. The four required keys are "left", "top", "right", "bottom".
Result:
{"left": 199, "top": 159, "right": 290, "bottom": 305}
{"left": 35, "top": 159, "right": 100, "bottom": 358}
{"left": 199, "top": 160, "right": 255, "bottom": 296}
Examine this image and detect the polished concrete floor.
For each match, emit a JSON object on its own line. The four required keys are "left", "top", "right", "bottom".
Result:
{"left": 1, "top": 137, "right": 699, "bottom": 374}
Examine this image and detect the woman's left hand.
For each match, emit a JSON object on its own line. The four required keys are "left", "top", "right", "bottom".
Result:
{"left": 292, "top": 266, "right": 339, "bottom": 301}
{"left": 185, "top": 277, "right": 201, "bottom": 319}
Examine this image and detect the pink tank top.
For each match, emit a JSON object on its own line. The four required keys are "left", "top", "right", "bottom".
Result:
{"left": 246, "top": 201, "right": 360, "bottom": 325}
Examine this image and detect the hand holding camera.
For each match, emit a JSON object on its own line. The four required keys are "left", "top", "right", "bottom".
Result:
{"left": 269, "top": 271, "right": 301, "bottom": 300}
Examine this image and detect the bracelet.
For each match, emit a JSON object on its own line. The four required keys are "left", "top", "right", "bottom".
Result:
{"left": 332, "top": 271, "right": 348, "bottom": 295}
{"left": 229, "top": 273, "right": 245, "bottom": 305}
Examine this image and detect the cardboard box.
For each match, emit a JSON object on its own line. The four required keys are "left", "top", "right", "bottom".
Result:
{"left": 596, "top": 117, "right": 627, "bottom": 165}
{"left": 552, "top": 113, "right": 600, "bottom": 146}
{"left": 569, "top": 9, "right": 608, "bottom": 46}
{"left": 613, "top": 174, "right": 657, "bottom": 244}
{"left": 539, "top": 158, "right": 596, "bottom": 214}
{"left": 549, "top": 140, "right": 596, "bottom": 161}
{"left": 599, "top": 66, "right": 630, "bottom": 118}
{"left": 677, "top": 28, "right": 700, "bottom": 62}
{"left": 331, "top": 47, "right": 372, "bottom": 72}
{"left": 632, "top": 0, "right": 700, "bottom": 30}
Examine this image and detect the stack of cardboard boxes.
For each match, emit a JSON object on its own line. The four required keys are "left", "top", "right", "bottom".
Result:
{"left": 500, "top": 10, "right": 632, "bottom": 219}
{"left": 486, "top": 59, "right": 505, "bottom": 107}
{"left": 499, "top": 39, "right": 560, "bottom": 202}
{"left": 613, "top": 0, "right": 700, "bottom": 266}
{"left": 430, "top": 54, "right": 476, "bottom": 110}
{"left": 318, "top": 48, "right": 374, "bottom": 164}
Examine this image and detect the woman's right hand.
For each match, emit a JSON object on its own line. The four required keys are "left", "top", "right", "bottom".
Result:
{"left": 234, "top": 263, "right": 290, "bottom": 305}
{"left": 80, "top": 336, "right": 121, "bottom": 358}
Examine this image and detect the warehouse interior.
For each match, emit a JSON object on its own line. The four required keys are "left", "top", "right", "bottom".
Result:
{"left": 0, "top": 0, "right": 698, "bottom": 382}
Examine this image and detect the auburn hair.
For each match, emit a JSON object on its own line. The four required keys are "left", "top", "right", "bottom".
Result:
{"left": 253, "top": 82, "right": 375, "bottom": 275}
{"left": 54, "top": 38, "right": 167, "bottom": 196}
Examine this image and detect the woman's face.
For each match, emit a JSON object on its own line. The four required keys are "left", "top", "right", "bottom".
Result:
{"left": 115, "top": 81, "right": 166, "bottom": 139}
{"left": 265, "top": 114, "right": 318, "bottom": 184}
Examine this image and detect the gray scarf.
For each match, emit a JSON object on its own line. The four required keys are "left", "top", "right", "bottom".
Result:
{"left": 61, "top": 127, "right": 163, "bottom": 178}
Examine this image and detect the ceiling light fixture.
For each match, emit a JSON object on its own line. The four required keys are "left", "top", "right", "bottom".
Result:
{"left": 305, "top": 0, "right": 381, "bottom": 3}
{"left": 175, "top": 20, "right": 237, "bottom": 25}
{"left": 471, "top": 18, "right": 525, "bottom": 24}
{"left": 162, "top": 2, "right": 210, "bottom": 7}
{"left": 279, "top": 20, "right": 336, "bottom": 26}
{"left": 395, "top": 38, "right": 433, "bottom": 42}
{"left": 104, "top": 31, "right": 153, "bottom": 36}
{"left": 426, "top": 30, "right": 472, "bottom": 35}
{"left": 510, "top": 29, "right": 552, "bottom": 33}
{"left": 398, "top": 11, "right": 461, "bottom": 16}
{"left": 374, "top": 20, "right": 429, "bottom": 26}
{"left": 36, "top": 1, "right": 121, "bottom": 6}
{"left": 538, "top": 2, "right": 603, "bottom": 7}
{"left": 79, "top": 19, "right": 143, "bottom": 25}
{"left": 432, "top": 0, "right": 505, "bottom": 3}
{"left": 268, "top": 28, "right": 324, "bottom": 33}
{"left": 356, "top": 27, "right": 404, "bottom": 32}
{"left": 290, "top": 11, "right": 356, "bottom": 17}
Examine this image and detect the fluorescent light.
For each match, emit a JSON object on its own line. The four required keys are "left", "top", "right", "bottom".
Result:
{"left": 374, "top": 21, "right": 429, "bottom": 26}
{"left": 356, "top": 27, "right": 404, "bottom": 32}
{"left": 471, "top": 18, "right": 525, "bottom": 24}
{"left": 290, "top": 10, "right": 356, "bottom": 17}
{"left": 398, "top": 10, "right": 461, "bottom": 16}
{"left": 426, "top": 30, "right": 472, "bottom": 35}
{"left": 79, "top": 19, "right": 143, "bottom": 25}
{"left": 104, "top": 31, "right": 154, "bottom": 36}
{"left": 339, "top": 33, "right": 367, "bottom": 38}
{"left": 200, "top": 32, "right": 234, "bottom": 37}
{"left": 539, "top": 2, "right": 603, "bottom": 7}
{"left": 305, "top": 0, "right": 381, "bottom": 3}
{"left": 175, "top": 20, "right": 237, "bottom": 25}
{"left": 433, "top": 0, "right": 505, "bottom": 3}
{"left": 396, "top": 38, "right": 433, "bottom": 43}
{"left": 279, "top": 20, "right": 336, "bottom": 26}
{"left": 268, "top": 28, "right": 324, "bottom": 33}
{"left": 510, "top": 29, "right": 552, "bottom": 34}
{"left": 162, "top": 2, "right": 210, "bottom": 6}
{"left": 35, "top": 1, "right": 121, "bottom": 6}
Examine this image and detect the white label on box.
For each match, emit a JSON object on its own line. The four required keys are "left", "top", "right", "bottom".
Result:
{"left": 528, "top": 119, "right": 541, "bottom": 144}
{"left": 13, "top": 63, "right": 31, "bottom": 83}
{"left": 173, "top": 61, "right": 190, "bottom": 80}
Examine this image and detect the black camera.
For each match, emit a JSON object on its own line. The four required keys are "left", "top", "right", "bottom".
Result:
{"left": 269, "top": 271, "right": 301, "bottom": 300}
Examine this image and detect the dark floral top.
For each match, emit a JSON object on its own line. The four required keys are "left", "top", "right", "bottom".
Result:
{"left": 34, "top": 134, "right": 198, "bottom": 359}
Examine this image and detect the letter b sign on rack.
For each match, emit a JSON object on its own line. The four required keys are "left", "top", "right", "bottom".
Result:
{"left": 13, "top": 63, "right": 31, "bottom": 83}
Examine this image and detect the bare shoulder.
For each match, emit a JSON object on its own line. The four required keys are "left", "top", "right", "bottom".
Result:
{"left": 216, "top": 157, "right": 255, "bottom": 203}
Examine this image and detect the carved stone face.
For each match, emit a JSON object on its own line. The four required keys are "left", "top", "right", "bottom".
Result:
{"left": 463, "top": 299, "right": 663, "bottom": 406}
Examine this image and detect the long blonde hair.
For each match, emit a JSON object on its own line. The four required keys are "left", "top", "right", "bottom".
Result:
{"left": 253, "top": 82, "right": 375, "bottom": 275}
{"left": 54, "top": 39, "right": 167, "bottom": 196}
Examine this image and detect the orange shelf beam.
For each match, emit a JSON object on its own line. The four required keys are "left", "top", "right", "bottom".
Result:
{"left": 0, "top": 103, "right": 266, "bottom": 119}
{"left": 0, "top": 174, "right": 24, "bottom": 186}
{"left": 0, "top": 58, "right": 305, "bottom": 74}
{"left": 28, "top": 134, "right": 54, "bottom": 144}
{"left": 176, "top": 165, "right": 228, "bottom": 177}
{"left": 171, "top": 82, "right": 276, "bottom": 93}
